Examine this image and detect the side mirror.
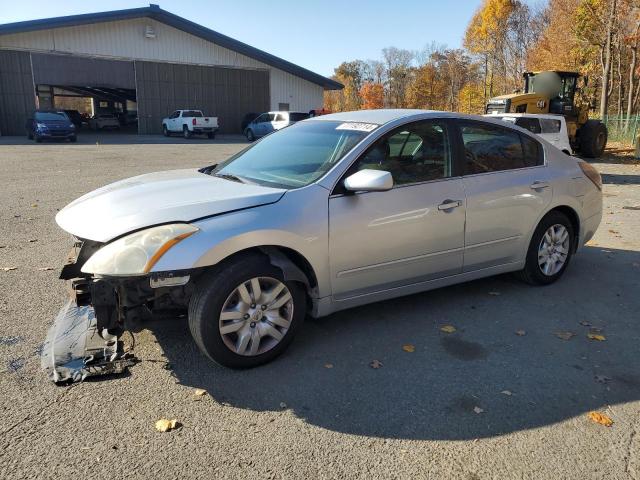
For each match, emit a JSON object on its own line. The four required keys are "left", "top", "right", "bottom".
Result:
{"left": 343, "top": 169, "right": 393, "bottom": 192}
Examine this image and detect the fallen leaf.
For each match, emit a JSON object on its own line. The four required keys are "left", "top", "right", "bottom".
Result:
{"left": 369, "top": 359, "right": 383, "bottom": 369}
{"left": 608, "top": 229, "right": 619, "bottom": 234}
{"left": 279, "top": 402, "right": 287, "bottom": 408}
{"left": 594, "top": 375, "right": 612, "bottom": 384}
{"left": 500, "top": 390, "right": 513, "bottom": 396}
{"left": 2, "top": 267, "right": 17, "bottom": 271}
{"left": 622, "top": 205, "right": 640, "bottom": 210}
{"left": 324, "top": 363, "right": 333, "bottom": 369}
{"left": 488, "top": 291, "right": 501, "bottom": 296}
{"left": 28, "top": 239, "right": 37, "bottom": 243}
{"left": 31, "top": 204, "right": 38, "bottom": 208}
{"left": 588, "top": 333, "right": 606, "bottom": 341}
{"left": 515, "top": 329, "right": 526, "bottom": 336}
{"left": 554, "top": 331, "right": 576, "bottom": 341}
{"left": 155, "top": 419, "right": 179, "bottom": 432}
{"left": 193, "top": 388, "right": 207, "bottom": 397}
{"left": 473, "top": 406, "right": 484, "bottom": 414}
{"left": 440, "top": 325, "right": 456, "bottom": 334}
{"left": 587, "top": 411, "right": 613, "bottom": 427}
{"left": 579, "top": 320, "right": 592, "bottom": 327}
{"left": 37, "top": 267, "right": 54, "bottom": 271}
{"left": 402, "top": 344, "right": 415, "bottom": 352}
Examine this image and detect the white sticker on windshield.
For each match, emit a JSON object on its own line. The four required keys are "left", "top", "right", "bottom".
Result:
{"left": 335, "top": 122, "right": 378, "bottom": 132}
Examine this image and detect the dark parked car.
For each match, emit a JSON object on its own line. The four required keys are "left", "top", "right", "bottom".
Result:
{"left": 26, "top": 110, "right": 77, "bottom": 142}
{"left": 64, "top": 110, "right": 84, "bottom": 129}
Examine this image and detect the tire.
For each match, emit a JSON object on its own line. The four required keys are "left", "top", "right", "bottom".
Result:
{"left": 517, "top": 210, "right": 575, "bottom": 285}
{"left": 183, "top": 125, "right": 192, "bottom": 139}
{"left": 207, "top": 132, "right": 216, "bottom": 139}
{"left": 189, "top": 253, "right": 306, "bottom": 368}
{"left": 579, "top": 120, "right": 607, "bottom": 158}
{"left": 162, "top": 125, "right": 169, "bottom": 137}
{"left": 69, "top": 135, "right": 77, "bottom": 143}
{"left": 35, "top": 135, "right": 42, "bottom": 143}
{"left": 27, "top": 132, "right": 33, "bottom": 140}
{"left": 246, "top": 129, "right": 255, "bottom": 142}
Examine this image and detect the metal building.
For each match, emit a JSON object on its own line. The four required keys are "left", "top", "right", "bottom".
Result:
{"left": 0, "top": 4, "right": 342, "bottom": 135}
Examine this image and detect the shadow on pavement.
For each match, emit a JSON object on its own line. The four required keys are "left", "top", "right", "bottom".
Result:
{"left": 148, "top": 245, "right": 640, "bottom": 440}
{"left": 0, "top": 132, "right": 247, "bottom": 146}
{"left": 601, "top": 173, "right": 640, "bottom": 185}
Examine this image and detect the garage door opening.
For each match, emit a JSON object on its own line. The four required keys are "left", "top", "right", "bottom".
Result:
{"left": 31, "top": 53, "right": 139, "bottom": 135}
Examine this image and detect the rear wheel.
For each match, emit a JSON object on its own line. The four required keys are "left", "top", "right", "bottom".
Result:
{"left": 579, "top": 120, "right": 607, "bottom": 158}
{"left": 207, "top": 132, "right": 216, "bottom": 139}
{"left": 517, "top": 211, "right": 575, "bottom": 285}
{"left": 183, "top": 125, "right": 192, "bottom": 139}
{"left": 189, "top": 254, "right": 306, "bottom": 368}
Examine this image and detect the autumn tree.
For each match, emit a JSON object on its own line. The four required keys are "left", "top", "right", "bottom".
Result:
{"left": 359, "top": 82, "right": 384, "bottom": 109}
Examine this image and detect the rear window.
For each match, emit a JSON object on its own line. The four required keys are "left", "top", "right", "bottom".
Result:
{"left": 34, "top": 111, "right": 68, "bottom": 121}
{"left": 182, "top": 110, "right": 203, "bottom": 117}
{"left": 289, "top": 112, "right": 310, "bottom": 122}
{"left": 514, "top": 117, "right": 541, "bottom": 134}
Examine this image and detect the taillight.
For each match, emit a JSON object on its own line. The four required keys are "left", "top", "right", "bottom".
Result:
{"left": 192, "top": 118, "right": 196, "bottom": 126}
{"left": 578, "top": 161, "right": 602, "bottom": 191}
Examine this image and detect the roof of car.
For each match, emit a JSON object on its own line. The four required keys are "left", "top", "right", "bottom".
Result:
{"left": 311, "top": 109, "right": 457, "bottom": 125}
{"left": 484, "top": 113, "right": 566, "bottom": 121}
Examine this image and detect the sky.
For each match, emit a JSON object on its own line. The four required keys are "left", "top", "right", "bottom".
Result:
{"left": 0, "top": 0, "right": 485, "bottom": 77}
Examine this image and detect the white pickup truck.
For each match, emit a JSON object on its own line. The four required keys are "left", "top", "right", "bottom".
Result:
{"left": 162, "top": 110, "right": 219, "bottom": 139}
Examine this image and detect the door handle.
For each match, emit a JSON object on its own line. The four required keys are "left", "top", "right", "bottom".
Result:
{"left": 438, "top": 199, "right": 462, "bottom": 211}
{"left": 530, "top": 181, "right": 550, "bottom": 189}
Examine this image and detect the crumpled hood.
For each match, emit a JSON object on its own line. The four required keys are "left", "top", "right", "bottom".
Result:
{"left": 56, "top": 169, "right": 286, "bottom": 242}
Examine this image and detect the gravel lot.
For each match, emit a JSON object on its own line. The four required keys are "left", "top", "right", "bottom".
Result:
{"left": 1, "top": 135, "right": 639, "bottom": 479}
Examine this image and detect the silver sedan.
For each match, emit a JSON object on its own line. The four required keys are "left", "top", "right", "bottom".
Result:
{"left": 45, "top": 109, "right": 603, "bottom": 381}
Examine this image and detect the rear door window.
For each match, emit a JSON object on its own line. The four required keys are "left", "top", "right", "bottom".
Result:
{"left": 460, "top": 122, "right": 527, "bottom": 174}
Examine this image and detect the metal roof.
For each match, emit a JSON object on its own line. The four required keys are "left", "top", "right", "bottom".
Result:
{"left": 0, "top": 4, "right": 343, "bottom": 90}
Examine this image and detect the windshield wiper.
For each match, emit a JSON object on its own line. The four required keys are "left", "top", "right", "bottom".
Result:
{"left": 213, "top": 173, "right": 246, "bottom": 184}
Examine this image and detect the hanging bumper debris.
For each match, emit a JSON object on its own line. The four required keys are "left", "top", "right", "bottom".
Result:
{"left": 41, "top": 300, "right": 135, "bottom": 383}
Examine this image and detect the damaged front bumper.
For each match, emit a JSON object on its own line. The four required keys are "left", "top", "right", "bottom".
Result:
{"left": 41, "top": 300, "right": 135, "bottom": 383}
{"left": 42, "top": 238, "right": 193, "bottom": 384}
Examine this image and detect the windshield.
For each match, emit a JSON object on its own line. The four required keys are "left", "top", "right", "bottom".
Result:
{"left": 35, "top": 112, "right": 68, "bottom": 121}
{"left": 212, "top": 120, "right": 376, "bottom": 189}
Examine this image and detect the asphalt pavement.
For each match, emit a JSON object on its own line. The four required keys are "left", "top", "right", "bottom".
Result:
{"left": 0, "top": 135, "right": 638, "bottom": 479}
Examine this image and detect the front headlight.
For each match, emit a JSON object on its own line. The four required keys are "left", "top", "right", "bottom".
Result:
{"left": 36, "top": 123, "right": 48, "bottom": 130}
{"left": 81, "top": 224, "right": 199, "bottom": 276}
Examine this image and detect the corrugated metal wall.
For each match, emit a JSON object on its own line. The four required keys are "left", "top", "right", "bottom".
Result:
{"left": 0, "top": 50, "right": 35, "bottom": 135}
{"left": 135, "top": 61, "right": 269, "bottom": 134}
{"left": 0, "top": 17, "right": 324, "bottom": 112}
{"left": 31, "top": 53, "right": 135, "bottom": 88}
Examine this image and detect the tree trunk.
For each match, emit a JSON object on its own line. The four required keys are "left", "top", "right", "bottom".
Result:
{"left": 599, "top": 0, "right": 617, "bottom": 119}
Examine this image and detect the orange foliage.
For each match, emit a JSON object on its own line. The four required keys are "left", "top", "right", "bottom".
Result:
{"left": 359, "top": 82, "right": 384, "bottom": 109}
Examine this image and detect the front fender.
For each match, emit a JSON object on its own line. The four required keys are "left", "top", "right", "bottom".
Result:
{"left": 151, "top": 185, "right": 331, "bottom": 297}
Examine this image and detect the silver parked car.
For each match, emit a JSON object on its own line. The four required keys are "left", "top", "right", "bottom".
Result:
{"left": 44, "top": 109, "right": 603, "bottom": 382}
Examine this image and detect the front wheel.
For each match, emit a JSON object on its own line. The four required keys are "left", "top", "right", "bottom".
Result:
{"left": 246, "top": 129, "right": 255, "bottom": 142}
{"left": 517, "top": 211, "right": 575, "bottom": 285}
{"left": 189, "top": 254, "right": 306, "bottom": 368}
